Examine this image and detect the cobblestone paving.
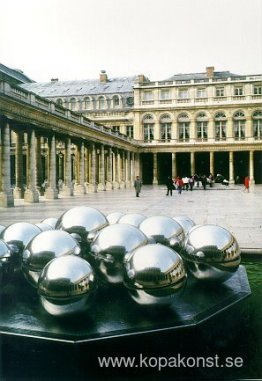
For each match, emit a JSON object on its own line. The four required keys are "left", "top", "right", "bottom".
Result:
{"left": 0, "top": 183, "right": 261, "bottom": 249}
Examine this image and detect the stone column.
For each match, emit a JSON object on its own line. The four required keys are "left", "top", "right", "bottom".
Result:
{"left": 154, "top": 120, "right": 160, "bottom": 142}
{"left": 190, "top": 120, "right": 196, "bottom": 142}
{"left": 229, "top": 151, "right": 234, "bottom": 184}
{"left": 88, "top": 143, "right": 97, "bottom": 192}
{"left": 190, "top": 152, "right": 195, "bottom": 175}
{"left": 208, "top": 117, "right": 215, "bottom": 142}
{"left": 227, "top": 117, "right": 234, "bottom": 142}
{"left": 131, "top": 152, "right": 135, "bottom": 184}
{"left": 120, "top": 151, "right": 126, "bottom": 188}
{"left": 126, "top": 151, "right": 131, "bottom": 188}
{"left": 61, "top": 137, "right": 73, "bottom": 196}
{"left": 13, "top": 130, "right": 24, "bottom": 199}
{"left": 114, "top": 149, "right": 120, "bottom": 189}
{"left": 75, "top": 145, "right": 80, "bottom": 186}
{"left": 172, "top": 152, "right": 177, "bottom": 178}
{"left": 209, "top": 151, "right": 214, "bottom": 175}
{"left": 24, "top": 129, "right": 39, "bottom": 203}
{"left": 0, "top": 119, "right": 14, "bottom": 207}
{"left": 106, "top": 146, "right": 113, "bottom": 190}
{"left": 36, "top": 135, "right": 43, "bottom": 193}
{"left": 98, "top": 144, "right": 106, "bottom": 191}
{"left": 153, "top": 153, "right": 158, "bottom": 184}
{"left": 45, "top": 134, "right": 58, "bottom": 199}
{"left": 246, "top": 115, "right": 252, "bottom": 141}
{"left": 249, "top": 150, "right": 255, "bottom": 184}
{"left": 75, "top": 141, "right": 87, "bottom": 194}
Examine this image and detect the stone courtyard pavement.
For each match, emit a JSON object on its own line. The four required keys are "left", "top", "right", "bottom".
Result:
{"left": 0, "top": 183, "right": 261, "bottom": 250}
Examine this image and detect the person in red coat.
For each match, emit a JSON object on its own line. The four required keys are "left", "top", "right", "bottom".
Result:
{"left": 244, "top": 176, "right": 250, "bottom": 192}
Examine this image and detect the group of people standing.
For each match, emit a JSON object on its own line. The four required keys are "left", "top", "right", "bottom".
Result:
{"left": 166, "top": 173, "right": 214, "bottom": 196}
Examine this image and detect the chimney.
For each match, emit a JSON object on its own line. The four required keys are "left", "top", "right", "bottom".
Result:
{"left": 206, "top": 66, "right": 215, "bottom": 78}
{"left": 137, "top": 74, "right": 146, "bottom": 84}
{"left": 99, "top": 70, "right": 108, "bottom": 83}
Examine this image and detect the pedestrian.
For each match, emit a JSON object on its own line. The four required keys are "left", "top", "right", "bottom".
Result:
{"left": 189, "top": 176, "right": 194, "bottom": 191}
{"left": 166, "top": 176, "right": 174, "bottom": 196}
{"left": 134, "top": 175, "right": 142, "bottom": 197}
{"left": 244, "top": 176, "right": 250, "bottom": 192}
{"left": 176, "top": 176, "right": 184, "bottom": 194}
{"left": 183, "top": 176, "right": 189, "bottom": 191}
{"left": 201, "top": 174, "right": 207, "bottom": 190}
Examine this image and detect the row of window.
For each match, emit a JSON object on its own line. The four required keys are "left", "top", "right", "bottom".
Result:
{"left": 142, "top": 85, "right": 262, "bottom": 100}
{"left": 142, "top": 110, "right": 262, "bottom": 123}
{"left": 56, "top": 95, "right": 134, "bottom": 111}
{"left": 143, "top": 119, "right": 262, "bottom": 142}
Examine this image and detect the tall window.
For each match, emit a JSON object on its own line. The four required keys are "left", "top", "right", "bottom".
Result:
{"left": 216, "top": 87, "right": 224, "bottom": 97}
{"left": 83, "top": 97, "right": 91, "bottom": 110}
{"left": 234, "top": 87, "right": 243, "bottom": 96}
{"left": 112, "top": 95, "right": 120, "bottom": 108}
{"left": 112, "top": 126, "right": 120, "bottom": 133}
{"left": 215, "top": 112, "right": 227, "bottom": 140}
{"left": 56, "top": 98, "right": 63, "bottom": 107}
{"left": 233, "top": 111, "right": 246, "bottom": 140}
{"left": 126, "top": 125, "right": 134, "bottom": 138}
{"left": 253, "top": 86, "right": 262, "bottom": 95}
{"left": 98, "top": 96, "right": 106, "bottom": 110}
{"left": 178, "top": 113, "right": 189, "bottom": 142}
{"left": 197, "top": 88, "right": 207, "bottom": 98}
{"left": 70, "top": 97, "right": 76, "bottom": 111}
{"left": 160, "top": 89, "right": 171, "bottom": 100}
{"left": 160, "top": 114, "right": 172, "bottom": 142}
{"left": 196, "top": 112, "right": 208, "bottom": 141}
{"left": 253, "top": 110, "right": 262, "bottom": 140}
{"left": 143, "top": 91, "right": 153, "bottom": 101}
{"left": 143, "top": 114, "right": 154, "bottom": 142}
{"left": 178, "top": 89, "right": 189, "bottom": 99}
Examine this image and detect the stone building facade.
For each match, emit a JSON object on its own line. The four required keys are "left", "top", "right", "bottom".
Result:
{"left": 21, "top": 66, "right": 262, "bottom": 185}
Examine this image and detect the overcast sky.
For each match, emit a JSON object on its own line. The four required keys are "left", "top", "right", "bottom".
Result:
{"left": 0, "top": 0, "right": 261, "bottom": 83}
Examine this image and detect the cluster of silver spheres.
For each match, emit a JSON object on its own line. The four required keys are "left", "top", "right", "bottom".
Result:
{"left": 0, "top": 206, "right": 241, "bottom": 317}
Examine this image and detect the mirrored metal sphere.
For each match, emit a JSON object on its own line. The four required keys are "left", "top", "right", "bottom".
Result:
{"left": 22, "top": 230, "right": 81, "bottom": 288}
{"left": 139, "top": 216, "right": 185, "bottom": 252}
{"left": 36, "top": 222, "right": 54, "bottom": 232}
{"left": 182, "top": 224, "right": 241, "bottom": 282}
{"left": 38, "top": 256, "right": 96, "bottom": 317}
{"left": 124, "top": 243, "right": 187, "bottom": 306}
{"left": 106, "top": 212, "right": 124, "bottom": 225}
{"left": 41, "top": 218, "right": 58, "bottom": 229}
{"left": 0, "top": 239, "right": 12, "bottom": 284}
{"left": 90, "top": 223, "right": 148, "bottom": 284}
{"left": 118, "top": 213, "right": 146, "bottom": 227}
{"left": 0, "top": 225, "right": 5, "bottom": 235}
{"left": 0, "top": 222, "right": 41, "bottom": 255}
{"left": 172, "top": 216, "right": 196, "bottom": 236}
{"left": 56, "top": 206, "right": 108, "bottom": 242}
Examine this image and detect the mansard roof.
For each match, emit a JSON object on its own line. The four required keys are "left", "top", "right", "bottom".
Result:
{"left": 166, "top": 71, "right": 239, "bottom": 81}
{"left": 21, "top": 76, "right": 137, "bottom": 97}
{"left": 0, "top": 63, "right": 34, "bottom": 84}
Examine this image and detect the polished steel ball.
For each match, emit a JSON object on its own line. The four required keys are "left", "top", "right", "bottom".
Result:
{"left": 22, "top": 230, "right": 81, "bottom": 288}
{"left": 182, "top": 224, "right": 241, "bottom": 282}
{"left": 38, "top": 255, "right": 96, "bottom": 317}
{"left": 56, "top": 206, "right": 108, "bottom": 245}
{"left": 90, "top": 223, "right": 148, "bottom": 284}
{"left": 124, "top": 243, "right": 187, "bottom": 306}
{"left": 172, "top": 216, "right": 196, "bottom": 236}
{"left": 0, "top": 239, "right": 12, "bottom": 284}
{"left": 118, "top": 213, "right": 146, "bottom": 227}
{"left": 106, "top": 212, "right": 124, "bottom": 225}
{"left": 139, "top": 216, "right": 185, "bottom": 252}
{"left": 36, "top": 222, "right": 54, "bottom": 232}
{"left": 0, "top": 222, "right": 41, "bottom": 255}
{"left": 41, "top": 218, "right": 58, "bottom": 229}
{"left": 0, "top": 225, "right": 5, "bottom": 235}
